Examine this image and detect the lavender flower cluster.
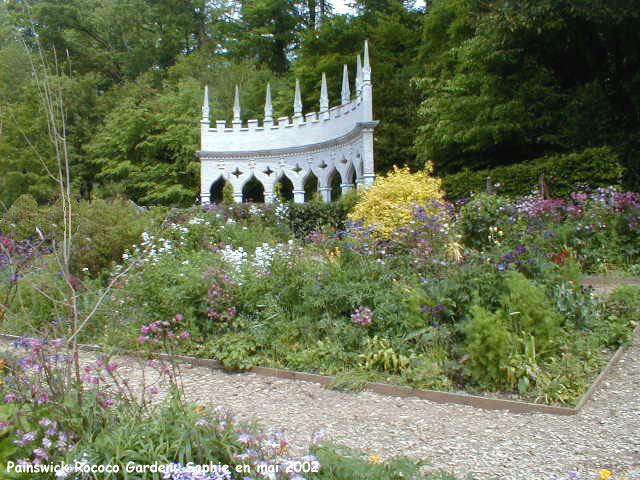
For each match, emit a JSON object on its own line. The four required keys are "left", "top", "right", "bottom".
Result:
{"left": 351, "top": 306, "right": 373, "bottom": 326}
{"left": 138, "top": 314, "right": 191, "bottom": 344}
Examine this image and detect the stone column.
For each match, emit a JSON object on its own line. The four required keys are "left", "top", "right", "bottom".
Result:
{"left": 360, "top": 124, "right": 377, "bottom": 188}
{"left": 341, "top": 183, "right": 355, "bottom": 195}
{"left": 293, "top": 190, "right": 305, "bottom": 203}
{"left": 318, "top": 186, "right": 332, "bottom": 202}
{"left": 264, "top": 184, "right": 276, "bottom": 204}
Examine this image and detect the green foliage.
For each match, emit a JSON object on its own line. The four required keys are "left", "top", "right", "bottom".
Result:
{"left": 458, "top": 193, "right": 512, "bottom": 250}
{"left": 70, "top": 198, "right": 156, "bottom": 276}
{"left": 287, "top": 201, "right": 351, "bottom": 239}
{"left": 415, "top": 0, "right": 640, "bottom": 190}
{"left": 358, "top": 336, "right": 411, "bottom": 374}
{"left": 310, "top": 443, "right": 442, "bottom": 480}
{"left": 464, "top": 271, "right": 563, "bottom": 388}
{"left": 86, "top": 76, "right": 200, "bottom": 206}
{"left": 500, "top": 271, "right": 562, "bottom": 351}
{"left": 75, "top": 400, "right": 241, "bottom": 478}
{"left": 443, "top": 147, "right": 624, "bottom": 200}
{"left": 0, "top": 194, "right": 38, "bottom": 240}
{"left": 222, "top": 182, "right": 234, "bottom": 206}
{"left": 464, "top": 304, "right": 514, "bottom": 387}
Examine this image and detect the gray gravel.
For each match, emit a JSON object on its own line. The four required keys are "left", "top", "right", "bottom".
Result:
{"left": 173, "top": 333, "right": 640, "bottom": 480}
{"left": 1, "top": 333, "right": 638, "bottom": 480}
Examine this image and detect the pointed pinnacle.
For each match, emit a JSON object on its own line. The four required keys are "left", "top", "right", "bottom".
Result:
{"left": 294, "top": 79, "right": 303, "bottom": 116}
{"left": 233, "top": 85, "right": 241, "bottom": 122}
{"left": 264, "top": 83, "right": 273, "bottom": 122}
{"left": 202, "top": 85, "right": 210, "bottom": 120}
{"left": 356, "top": 54, "right": 363, "bottom": 96}
{"left": 363, "top": 40, "right": 371, "bottom": 83}
{"left": 341, "top": 65, "right": 350, "bottom": 105}
{"left": 320, "top": 73, "right": 329, "bottom": 112}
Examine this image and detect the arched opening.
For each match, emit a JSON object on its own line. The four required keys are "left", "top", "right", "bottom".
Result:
{"left": 242, "top": 176, "right": 264, "bottom": 203}
{"left": 330, "top": 170, "right": 342, "bottom": 202}
{"left": 275, "top": 175, "right": 294, "bottom": 202}
{"left": 210, "top": 177, "right": 226, "bottom": 204}
{"left": 348, "top": 166, "right": 357, "bottom": 185}
{"left": 304, "top": 172, "right": 318, "bottom": 202}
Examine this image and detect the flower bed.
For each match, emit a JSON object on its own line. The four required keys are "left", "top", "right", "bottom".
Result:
{"left": 1, "top": 187, "right": 640, "bottom": 408}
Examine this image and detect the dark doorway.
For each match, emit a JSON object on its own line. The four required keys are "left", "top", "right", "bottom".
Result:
{"left": 242, "top": 176, "right": 264, "bottom": 203}
{"left": 304, "top": 172, "right": 318, "bottom": 202}
{"left": 330, "top": 170, "right": 342, "bottom": 202}
{"left": 210, "top": 177, "right": 226, "bottom": 204}
{"left": 275, "top": 175, "right": 294, "bottom": 202}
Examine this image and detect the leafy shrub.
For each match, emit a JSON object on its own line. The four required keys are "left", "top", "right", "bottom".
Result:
{"left": 288, "top": 201, "right": 351, "bottom": 239}
{"left": 70, "top": 198, "right": 156, "bottom": 276}
{"left": 463, "top": 271, "right": 563, "bottom": 388}
{"left": 0, "top": 194, "right": 39, "bottom": 240}
{"left": 111, "top": 250, "right": 215, "bottom": 343}
{"left": 443, "top": 146, "right": 623, "bottom": 200}
{"left": 458, "top": 193, "right": 514, "bottom": 251}
{"left": 464, "top": 305, "right": 514, "bottom": 387}
{"left": 500, "top": 271, "right": 562, "bottom": 351}
{"left": 39, "top": 196, "right": 79, "bottom": 241}
{"left": 349, "top": 164, "right": 445, "bottom": 237}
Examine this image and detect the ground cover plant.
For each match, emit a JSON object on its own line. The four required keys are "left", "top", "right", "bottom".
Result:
{"left": 1, "top": 178, "right": 640, "bottom": 409}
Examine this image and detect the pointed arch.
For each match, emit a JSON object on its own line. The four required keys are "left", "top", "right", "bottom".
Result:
{"left": 303, "top": 170, "right": 319, "bottom": 202}
{"left": 329, "top": 168, "right": 342, "bottom": 202}
{"left": 209, "top": 176, "right": 226, "bottom": 204}
{"left": 274, "top": 172, "right": 294, "bottom": 202}
{"left": 242, "top": 175, "right": 265, "bottom": 203}
{"left": 345, "top": 162, "right": 357, "bottom": 185}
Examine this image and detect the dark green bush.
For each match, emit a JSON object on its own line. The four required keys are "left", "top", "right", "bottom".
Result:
{"left": 70, "top": 198, "right": 156, "bottom": 276}
{"left": 0, "top": 194, "right": 38, "bottom": 240}
{"left": 287, "top": 190, "right": 359, "bottom": 239}
{"left": 443, "top": 146, "right": 623, "bottom": 200}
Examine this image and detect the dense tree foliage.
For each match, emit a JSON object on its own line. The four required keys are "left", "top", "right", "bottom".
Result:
{"left": 415, "top": 0, "right": 640, "bottom": 190}
{"left": 0, "top": 0, "right": 638, "bottom": 209}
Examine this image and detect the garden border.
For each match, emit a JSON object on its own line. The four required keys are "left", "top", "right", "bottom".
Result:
{"left": 1, "top": 326, "right": 636, "bottom": 416}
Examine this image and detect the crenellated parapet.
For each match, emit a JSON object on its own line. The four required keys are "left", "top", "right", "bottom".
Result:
{"left": 197, "top": 41, "right": 377, "bottom": 204}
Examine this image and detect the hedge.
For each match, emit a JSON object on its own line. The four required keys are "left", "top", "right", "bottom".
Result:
{"left": 442, "top": 146, "right": 624, "bottom": 200}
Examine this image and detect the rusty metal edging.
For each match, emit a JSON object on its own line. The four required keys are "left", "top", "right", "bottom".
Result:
{"left": 1, "top": 328, "right": 636, "bottom": 416}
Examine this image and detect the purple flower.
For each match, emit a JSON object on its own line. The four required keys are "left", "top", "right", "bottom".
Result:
{"left": 4, "top": 394, "right": 17, "bottom": 403}
{"left": 33, "top": 448, "right": 48, "bottom": 459}
{"left": 138, "top": 335, "right": 149, "bottom": 344}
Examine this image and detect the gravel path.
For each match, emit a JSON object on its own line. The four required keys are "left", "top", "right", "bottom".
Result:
{"left": 2, "top": 279, "right": 639, "bottom": 479}
{"left": 172, "top": 334, "right": 639, "bottom": 480}
{"left": 17, "top": 332, "right": 631, "bottom": 480}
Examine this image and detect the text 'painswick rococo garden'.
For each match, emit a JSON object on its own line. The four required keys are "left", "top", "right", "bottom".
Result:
{"left": 1, "top": 1, "right": 640, "bottom": 479}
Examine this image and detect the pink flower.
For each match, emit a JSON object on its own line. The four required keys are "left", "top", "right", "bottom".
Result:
{"left": 174, "top": 313, "right": 184, "bottom": 322}
{"left": 179, "top": 331, "right": 191, "bottom": 340}
{"left": 138, "top": 335, "right": 149, "bottom": 344}
{"left": 106, "top": 362, "right": 118, "bottom": 373}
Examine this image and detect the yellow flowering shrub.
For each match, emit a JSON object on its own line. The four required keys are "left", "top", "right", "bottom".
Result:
{"left": 349, "top": 164, "right": 445, "bottom": 237}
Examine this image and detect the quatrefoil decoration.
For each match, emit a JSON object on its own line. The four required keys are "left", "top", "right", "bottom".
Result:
{"left": 319, "top": 161, "right": 328, "bottom": 169}
{"left": 232, "top": 167, "right": 243, "bottom": 178}
{"left": 263, "top": 166, "right": 274, "bottom": 176}
{"left": 340, "top": 156, "right": 348, "bottom": 164}
{"left": 292, "top": 164, "right": 303, "bottom": 174}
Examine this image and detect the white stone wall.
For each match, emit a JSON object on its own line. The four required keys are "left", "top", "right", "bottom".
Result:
{"left": 197, "top": 42, "right": 377, "bottom": 204}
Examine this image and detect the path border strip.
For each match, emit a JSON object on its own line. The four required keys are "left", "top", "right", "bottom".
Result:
{"left": 1, "top": 327, "right": 636, "bottom": 416}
